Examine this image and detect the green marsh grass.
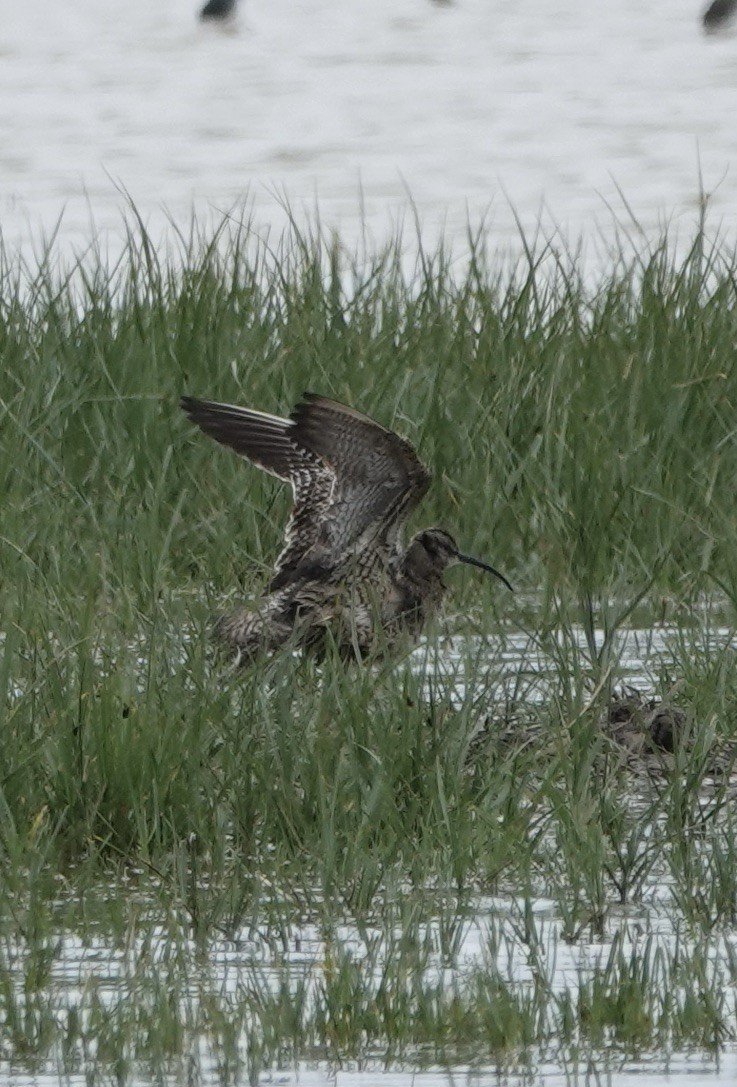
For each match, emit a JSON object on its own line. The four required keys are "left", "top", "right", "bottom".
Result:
{"left": 3, "top": 213, "right": 737, "bottom": 1078}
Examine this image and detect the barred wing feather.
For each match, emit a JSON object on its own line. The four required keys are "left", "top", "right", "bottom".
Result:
{"left": 181, "top": 393, "right": 431, "bottom": 589}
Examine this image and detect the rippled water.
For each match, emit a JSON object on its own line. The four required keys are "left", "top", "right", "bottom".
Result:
{"left": 6, "top": 886, "right": 737, "bottom": 1086}
{"left": 2, "top": 0, "right": 737, "bottom": 256}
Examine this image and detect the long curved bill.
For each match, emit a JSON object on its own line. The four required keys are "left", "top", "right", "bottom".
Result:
{"left": 456, "top": 551, "right": 514, "bottom": 592}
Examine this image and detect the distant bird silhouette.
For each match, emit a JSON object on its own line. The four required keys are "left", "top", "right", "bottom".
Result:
{"left": 200, "top": 0, "right": 237, "bottom": 22}
{"left": 182, "top": 393, "right": 512, "bottom": 664}
{"left": 702, "top": 0, "right": 737, "bottom": 30}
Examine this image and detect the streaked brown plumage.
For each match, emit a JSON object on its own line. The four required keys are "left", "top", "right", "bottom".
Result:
{"left": 181, "top": 392, "right": 512, "bottom": 664}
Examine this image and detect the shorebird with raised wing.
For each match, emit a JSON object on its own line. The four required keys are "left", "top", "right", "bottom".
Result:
{"left": 181, "top": 393, "right": 512, "bottom": 664}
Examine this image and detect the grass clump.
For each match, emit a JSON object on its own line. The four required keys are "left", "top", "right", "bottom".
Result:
{"left": 3, "top": 212, "right": 737, "bottom": 1079}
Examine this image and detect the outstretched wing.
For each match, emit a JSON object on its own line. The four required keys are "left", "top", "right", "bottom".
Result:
{"left": 181, "top": 396, "right": 334, "bottom": 587}
{"left": 181, "top": 393, "right": 431, "bottom": 588}
{"left": 289, "top": 393, "right": 430, "bottom": 561}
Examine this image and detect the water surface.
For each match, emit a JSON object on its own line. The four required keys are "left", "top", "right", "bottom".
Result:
{"left": 2, "top": 0, "right": 736, "bottom": 255}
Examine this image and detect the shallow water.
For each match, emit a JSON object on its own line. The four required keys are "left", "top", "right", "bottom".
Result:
{"left": 415, "top": 622, "right": 734, "bottom": 708}
{"left": 2, "top": 0, "right": 737, "bottom": 257}
{"left": 3, "top": 621, "right": 737, "bottom": 1084}
{"left": 5, "top": 884, "right": 737, "bottom": 1085}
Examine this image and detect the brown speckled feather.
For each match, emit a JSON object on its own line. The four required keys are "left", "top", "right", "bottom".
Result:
{"left": 181, "top": 393, "right": 430, "bottom": 589}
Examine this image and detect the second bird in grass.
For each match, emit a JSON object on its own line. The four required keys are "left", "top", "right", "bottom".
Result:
{"left": 181, "top": 392, "right": 512, "bottom": 664}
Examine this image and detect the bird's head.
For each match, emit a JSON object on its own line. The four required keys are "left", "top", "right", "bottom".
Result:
{"left": 406, "top": 527, "right": 513, "bottom": 591}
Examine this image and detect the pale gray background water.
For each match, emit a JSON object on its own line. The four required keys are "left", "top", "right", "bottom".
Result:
{"left": 1, "top": 0, "right": 736, "bottom": 256}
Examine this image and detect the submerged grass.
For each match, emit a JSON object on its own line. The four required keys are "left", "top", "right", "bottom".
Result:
{"left": 3, "top": 211, "right": 737, "bottom": 1079}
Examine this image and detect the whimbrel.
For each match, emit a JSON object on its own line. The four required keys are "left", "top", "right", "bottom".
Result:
{"left": 703, "top": 0, "right": 737, "bottom": 31}
{"left": 181, "top": 393, "right": 512, "bottom": 664}
{"left": 199, "top": 0, "right": 237, "bottom": 22}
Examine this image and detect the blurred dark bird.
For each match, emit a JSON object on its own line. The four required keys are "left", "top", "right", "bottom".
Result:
{"left": 181, "top": 392, "right": 512, "bottom": 665}
{"left": 702, "top": 0, "right": 737, "bottom": 31}
{"left": 606, "top": 688, "right": 688, "bottom": 756}
{"left": 200, "top": 0, "right": 237, "bottom": 22}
